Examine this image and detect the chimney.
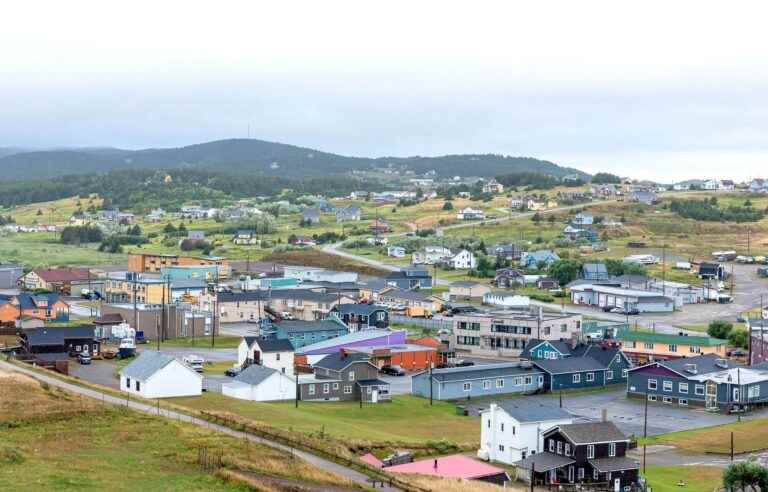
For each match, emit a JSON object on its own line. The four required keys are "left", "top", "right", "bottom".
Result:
{"left": 601, "top": 409, "right": 608, "bottom": 422}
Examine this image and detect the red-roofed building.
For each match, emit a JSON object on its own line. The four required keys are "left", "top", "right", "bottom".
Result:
{"left": 21, "top": 268, "right": 92, "bottom": 294}
{"left": 385, "top": 454, "right": 509, "bottom": 485}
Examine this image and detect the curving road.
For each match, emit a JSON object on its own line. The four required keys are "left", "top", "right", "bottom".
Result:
{"left": 0, "top": 360, "right": 399, "bottom": 491}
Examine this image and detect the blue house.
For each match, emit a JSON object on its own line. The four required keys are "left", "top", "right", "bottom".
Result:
{"left": 520, "top": 339, "right": 575, "bottom": 360}
{"left": 533, "top": 346, "right": 631, "bottom": 391}
{"left": 572, "top": 212, "right": 594, "bottom": 226}
{"left": 521, "top": 250, "right": 560, "bottom": 269}
{"left": 627, "top": 354, "right": 768, "bottom": 411}
{"left": 385, "top": 268, "right": 433, "bottom": 290}
{"left": 264, "top": 317, "right": 349, "bottom": 349}
{"left": 411, "top": 363, "right": 545, "bottom": 400}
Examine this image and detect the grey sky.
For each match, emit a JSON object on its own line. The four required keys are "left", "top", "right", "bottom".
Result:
{"left": 2, "top": 1, "right": 768, "bottom": 182}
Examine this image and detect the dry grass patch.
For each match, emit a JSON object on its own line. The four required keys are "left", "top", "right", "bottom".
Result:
{"left": 264, "top": 249, "right": 389, "bottom": 276}
{"left": 643, "top": 417, "right": 768, "bottom": 454}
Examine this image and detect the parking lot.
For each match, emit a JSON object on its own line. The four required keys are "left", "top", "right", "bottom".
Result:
{"left": 465, "top": 387, "right": 766, "bottom": 436}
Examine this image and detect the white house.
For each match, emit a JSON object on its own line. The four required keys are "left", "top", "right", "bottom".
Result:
{"left": 702, "top": 179, "right": 718, "bottom": 191}
{"left": 443, "top": 249, "right": 477, "bottom": 269}
{"left": 457, "top": 207, "right": 485, "bottom": 220}
{"left": 483, "top": 292, "right": 530, "bottom": 309}
{"left": 237, "top": 337, "right": 295, "bottom": 376}
{"left": 411, "top": 245, "right": 452, "bottom": 265}
{"left": 283, "top": 266, "right": 358, "bottom": 283}
{"left": 222, "top": 365, "right": 296, "bottom": 401}
{"left": 387, "top": 246, "right": 406, "bottom": 258}
{"left": 478, "top": 401, "right": 573, "bottom": 465}
{"left": 718, "top": 180, "right": 735, "bottom": 191}
{"left": 119, "top": 350, "right": 203, "bottom": 399}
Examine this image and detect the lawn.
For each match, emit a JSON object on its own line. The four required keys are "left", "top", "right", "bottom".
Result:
{"left": 642, "top": 416, "right": 768, "bottom": 454}
{"left": 0, "top": 369, "right": 354, "bottom": 491}
{"left": 161, "top": 335, "right": 242, "bottom": 349}
{"left": 4, "top": 195, "right": 102, "bottom": 225}
{"left": 0, "top": 232, "right": 125, "bottom": 268}
{"left": 170, "top": 393, "right": 480, "bottom": 446}
{"left": 644, "top": 465, "right": 722, "bottom": 492}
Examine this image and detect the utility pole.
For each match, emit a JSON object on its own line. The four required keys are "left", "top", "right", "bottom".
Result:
{"left": 661, "top": 243, "right": 666, "bottom": 297}
{"left": 295, "top": 372, "right": 299, "bottom": 408}
{"left": 737, "top": 368, "right": 742, "bottom": 422}
{"left": 160, "top": 282, "right": 166, "bottom": 350}
{"left": 429, "top": 362, "right": 433, "bottom": 406}
{"left": 643, "top": 391, "right": 648, "bottom": 474}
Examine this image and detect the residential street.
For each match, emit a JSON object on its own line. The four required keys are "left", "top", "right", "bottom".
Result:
{"left": 0, "top": 360, "right": 400, "bottom": 491}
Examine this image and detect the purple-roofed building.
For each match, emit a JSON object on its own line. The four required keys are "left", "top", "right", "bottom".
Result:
{"left": 297, "top": 329, "right": 407, "bottom": 356}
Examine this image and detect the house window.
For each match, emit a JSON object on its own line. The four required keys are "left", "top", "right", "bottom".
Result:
{"left": 749, "top": 385, "right": 761, "bottom": 398}
{"left": 648, "top": 394, "right": 657, "bottom": 402}
{"left": 344, "top": 385, "right": 352, "bottom": 394}
{"left": 690, "top": 345, "right": 701, "bottom": 354}
{"left": 573, "top": 374, "right": 581, "bottom": 383}
{"left": 695, "top": 384, "right": 705, "bottom": 396}
{"left": 644, "top": 342, "right": 654, "bottom": 350}
{"left": 663, "top": 396, "right": 673, "bottom": 404}
{"left": 578, "top": 467, "right": 585, "bottom": 479}
{"left": 622, "top": 369, "right": 628, "bottom": 378}
{"left": 586, "top": 372, "right": 595, "bottom": 382}
{"left": 126, "top": 377, "right": 131, "bottom": 388}
{"left": 524, "top": 376, "right": 532, "bottom": 385}
{"left": 463, "top": 383, "right": 472, "bottom": 392}
{"left": 500, "top": 423, "right": 505, "bottom": 432}
{"left": 594, "top": 468, "right": 599, "bottom": 480}
{"left": 498, "top": 444, "right": 505, "bottom": 452}
{"left": 135, "top": 381, "right": 140, "bottom": 391}
{"left": 587, "top": 444, "right": 595, "bottom": 459}
{"left": 679, "top": 399, "right": 688, "bottom": 406}
{"left": 557, "top": 441, "right": 563, "bottom": 455}
{"left": 565, "top": 443, "right": 571, "bottom": 456}
{"left": 606, "top": 370, "right": 614, "bottom": 380}
{"left": 483, "top": 380, "right": 491, "bottom": 390}
{"left": 679, "top": 383, "right": 689, "bottom": 394}
{"left": 348, "top": 371, "right": 355, "bottom": 381}
{"left": 487, "top": 419, "right": 491, "bottom": 428}
{"left": 609, "top": 442, "right": 616, "bottom": 457}
{"left": 496, "top": 379, "right": 504, "bottom": 388}
{"left": 549, "top": 439, "right": 555, "bottom": 452}
{"left": 538, "top": 375, "right": 544, "bottom": 384}
{"left": 648, "top": 379, "right": 657, "bottom": 390}
{"left": 309, "top": 384, "right": 316, "bottom": 395}
{"left": 276, "top": 353, "right": 281, "bottom": 361}
{"left": 668, "top": 344, "right": 677, "bottom": 353}
{"left": 663, "top": 381, "right": 673, "bottom": 392}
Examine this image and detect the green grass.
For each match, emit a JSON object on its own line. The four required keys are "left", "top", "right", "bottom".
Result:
{"left": 160, "top": 335, "right": 242, "bottom": 349}
{"left": 0, "top": 232, "right": 125, "bottom": 268}
{"left": 643, "top": 465, "right": 722, "bottom": 492}
{"left": 170, "top": 393, "right": 480, "bottom": 446}
{"left": 640, "top": 417, "right": 768, "bottom": 454}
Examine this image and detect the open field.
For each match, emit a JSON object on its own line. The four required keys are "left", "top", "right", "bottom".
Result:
{"left": 170, "top": 393, "right": 480, "bottom": 446}
{"left": 3, "top": 195, "right": 103, "bottom": 225}
{"left": 642, "top": 416, "right": 768, "bottom": 454}
{"left": 0, "top": 232, "right": 125, "bottom": 268}
{"left": 264, "top": 249, "right": 390, "bottom": 276}
{"left": 0, "top": 368, "right": 359, "bottom": 491}
{"left": 160, "top": 335, "right": 242, "bottom": 349}
{"left": 644, "top": 465, "right": 722, "bottom": 492}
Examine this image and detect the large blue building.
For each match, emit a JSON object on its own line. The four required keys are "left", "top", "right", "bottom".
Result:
{"left": 263, "top": 317, "right": 349, "bottom": 349}
{"left": 524, "top": 343, "right": 632, "bottom": 391}
{"left": 411, "top": 362, "right": 544, "bottom": 400}
{"left": 627, "top": 353, "right": 768, "bottom": 411}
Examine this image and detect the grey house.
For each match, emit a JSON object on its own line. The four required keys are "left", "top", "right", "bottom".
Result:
{"left": 411, "top": 362, "right": 545, "bottom": 400}
{"left": 298, "top": 352, "right": 390, "bottom": 402}
{"left": 302, "top": 208, "right": 321, "bottom": 224}
{"left": 336, "top": 205, "right": 362, "bottom": 222}
{"left": 0, "top": 263, "right": 23, "bottom": 289}
{"left": 626, "top": 353, "right": 768, "bottom": 411}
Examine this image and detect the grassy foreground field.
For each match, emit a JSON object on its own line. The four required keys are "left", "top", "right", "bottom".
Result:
{"left": 0, "top": 232, "right": 125, "bottom": 268}
{"left": 0, "top": 369, "right": 359, "bottom": 491}
{"left": 642, "top": 416, "right": 768, "bottom": 454}
{"left": 170, "top": 393, "right": 479, "bottom": 446}
{"left": 644, "top": 465, "right": 722, "bottom": 492}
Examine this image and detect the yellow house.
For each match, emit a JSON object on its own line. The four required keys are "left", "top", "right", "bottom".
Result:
{"left": 616, "top": 330, "right": 727, "bottom": 364}
{"left": 105, "top": 273, "right": 168, "bottom": 304}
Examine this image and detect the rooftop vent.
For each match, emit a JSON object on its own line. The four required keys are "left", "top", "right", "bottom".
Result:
{"left": 715, "top": 358, "right": 729, "bottom": 369}
{"left": 684, "top": 363, "right": 697, "bottom": 375}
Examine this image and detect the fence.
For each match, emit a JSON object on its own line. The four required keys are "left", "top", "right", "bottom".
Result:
{"left": 390, "top": 315, "right": 452, "bottom": 332}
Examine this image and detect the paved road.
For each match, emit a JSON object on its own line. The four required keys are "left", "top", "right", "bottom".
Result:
{"left": 0, "top": 360, "right": 400, "bottom": 491}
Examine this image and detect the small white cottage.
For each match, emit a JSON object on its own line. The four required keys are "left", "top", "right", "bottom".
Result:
{"left": 119, "top": 350, "right": 203, "bottom": 399}
{"left": 222, "top": 365, "right": 296, "bottom": 401}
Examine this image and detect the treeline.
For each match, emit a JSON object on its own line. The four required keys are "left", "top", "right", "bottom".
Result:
{"left": 0, "top": 168, "right": 381, "bottom": 212}
{"left": 669, "top": 198, "right": 766, "bottom": 222}
{"left": 494, "top": 172, "right": 585, "bottom": 190}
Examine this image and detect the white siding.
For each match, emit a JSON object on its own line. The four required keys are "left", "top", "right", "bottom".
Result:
{"left": 222, "top": 373, "right": 296, "bottom": 401}
{"left": 120, "top": 359, "right": 202, "bottom": 399}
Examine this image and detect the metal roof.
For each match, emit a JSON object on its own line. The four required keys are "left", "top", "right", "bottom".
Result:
{"left": 533, "top": 357, "right": 607, "bottom": 374}
{"left": 249, "top": 337, "right": 295, "bottom": 352}
{"left": 234, "top": 365, "right": 280, "bottom": 386}
{"left": 275, "top": 319, "right": 347, "bottom": 334}
{"left": 494, "top": 400, "right": 573, "bottom": 423}
{"left": 514, "top": 452, "right": 575, "bottom": 472}
{"left": 555, "top": 422, "right": 628, "bottom": 444}
{"left": 617, "top": 330, "right": 725, "bottom": 347}
{"left": 296, "top": 329, "right": 404, "bottom": 355}
{"left": 589, "top": 457, "right": 639, "bottom": 473}
{"left": 314, "top": 352, "right": 372, "bottom": 371}
{"left": 23, "top": 326, "right": 95, "bottom": 346}
{"left": 421, "top": 362, "right": 542, "bottom": 382}
{"left": 120, "top": 350, "right": 200, "bottom": 380}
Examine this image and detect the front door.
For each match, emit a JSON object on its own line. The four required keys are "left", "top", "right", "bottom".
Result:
{"left": 614, "top": 477, "right": 621, "bottom": 492}
{"left": 568, "top": 465, "right": 574, "bottom": 482}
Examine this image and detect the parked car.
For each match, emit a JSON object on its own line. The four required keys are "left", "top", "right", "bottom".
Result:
{"left": 602, "top": 305, "right": 615, "bottom": 312}
{"left": 78, "top": 352, "right": 92, "bottom": 365}
{"left": 225, "top": 366, "right": 241, "bottom": 377}
{"left": 381, "top": 365, "right": 406, "bottom": 376}
{"left": 454, "top": 359, "right": 475, "bottom": 367}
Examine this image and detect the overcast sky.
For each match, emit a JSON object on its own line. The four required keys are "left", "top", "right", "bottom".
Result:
{"left": 3, "top": 1, "right": 768, "bottom": 182}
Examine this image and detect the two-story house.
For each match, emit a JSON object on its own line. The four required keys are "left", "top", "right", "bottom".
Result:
{"left": 0, "top": 293, "right": 70, "bottom": 323}
{"left": 515, "top": 421, "right": 638, "bottom": 489}
{"left": 298, "top": 351, "right": 389, "bottom": 402}
{"left": 385, "top": 268, "right": 433, "bottom": 289}
{"left": 616, "top": 330, "right": 726, "bottom": 364}
{"left": 332, "top": 303, "right": 389, "bottom": 332}
{"left": 236, "top": 336, "right": 295, "bottom": 375}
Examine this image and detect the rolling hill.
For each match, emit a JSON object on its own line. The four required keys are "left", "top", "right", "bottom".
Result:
{"left": 0, "top": 138, "right": 589, "bottom": 180}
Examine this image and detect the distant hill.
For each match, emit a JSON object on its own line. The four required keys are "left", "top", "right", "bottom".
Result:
{"left": 0, "top": 138, "right": 589, "bottom": 180}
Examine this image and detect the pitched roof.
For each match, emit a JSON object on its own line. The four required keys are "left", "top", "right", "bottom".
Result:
{"left": 379, "top": 288, "right": 432, "bottom": 302}
{"left": 270, "top": 289, "right": 343, "bottom": 303}
{"left": 335, "top": 303, "right": 388, "bottom": 316}
{"left": 617, "top": 330, "right": 725, "bottom": 347}
{"left": 23, "top": 326, "right": 95, "bottom": 346}
{"left": 217, "top": 291, "right": 270, "bottom": 303}
{"left": 589, "top": 456, "right": 639, "bottom": 472}
{"left": 385, "top": 454, "right": 508, "bottom": 480}
{"left": 421, "top": 362, "right": 542, "bottom": 382}
{"left": 234, "top": 365, "right": 280, "bottom": 385}
{"left": 296, "top": 329, "right": 404, "bottom": 355}
{"left": 94, "top": 313, "right": 124, "bottom": 325}
{"left": 556, "top": 422, "right": 628, "bottom": 444}
{"left": 32, "top": 267, "right": 91, "bottom": 282}
{"left": 514, "top": 452, "right": 575, "bottom": 472}
{"left": 520, "top": 339, "right": 574, "bottom": 359}
{"left": 314, "top": 352, "right": 371, "bottom": 371}
{"left": 655, "top": 353, "right": 738, "bottom": 376}
{"left": 252, "top": 338, "right": 294, "bottom": 352}
{"left": 495, "top": 400, "right": 573, "bottom": 423}
{"left": 533, "top": 357, "right": 607, "bottom": 374}
{"left": 120, "top": 350, "right": 199, "bottom": 380}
